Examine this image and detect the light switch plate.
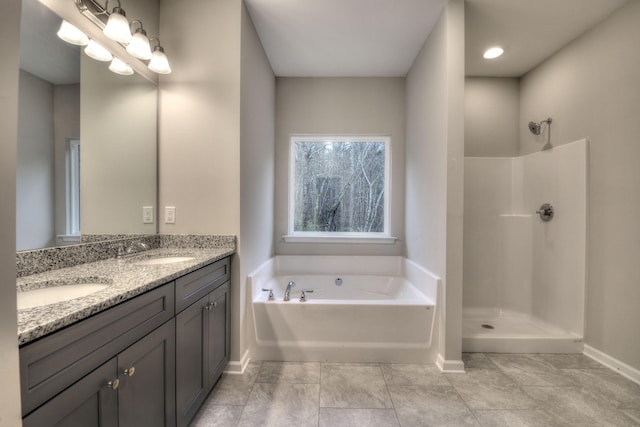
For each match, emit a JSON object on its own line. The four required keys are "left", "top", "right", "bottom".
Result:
{"left": 142, "top": 206, "right": 154, "bottom": 224}
{"left": 165, "top": 206, "right": 176, "bottom": 224}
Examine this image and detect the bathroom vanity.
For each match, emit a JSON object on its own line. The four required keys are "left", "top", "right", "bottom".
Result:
{"left": 17, "top": 245, "right": 232, "bottom": 427}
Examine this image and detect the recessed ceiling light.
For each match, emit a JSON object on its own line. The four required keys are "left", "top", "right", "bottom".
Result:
{"left": 483, "top": 47, "right": 504, "bottom": 59}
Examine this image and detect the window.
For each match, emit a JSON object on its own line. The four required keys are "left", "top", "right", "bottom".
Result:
{"left": 65, "top": 138, "right": 81, "bottom": 236}
{"left": 286, "top": 135, "right": 395, "bottom": 243}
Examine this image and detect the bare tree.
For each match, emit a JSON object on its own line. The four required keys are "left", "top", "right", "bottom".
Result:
{"left": 293, "top": 139, "right": 385, "bottom": 233}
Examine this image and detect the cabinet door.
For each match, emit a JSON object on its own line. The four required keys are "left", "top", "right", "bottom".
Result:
{"left": 118, "top": 319, "right": 176, "bottom": 427}
{"left": 207, "top": 281, "right": 230, "bottom": 388}
{"left": 22, "top": 358, "right": 118, "bottom": 427}
{"left": 176, "top": 294, "right": 209, "bottom": 427}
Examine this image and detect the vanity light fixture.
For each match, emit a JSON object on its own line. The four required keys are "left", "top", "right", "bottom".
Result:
{"left": 103, "top": 0, "right": 132, "bottom": 44}
{"left": 73, "top": 0, "right": 173, "bottom": 74}
{"left": 84, "top": 40, "right": 113, "bottom": 61}
{"left": 147, "top": 38, "right": 172, "bottom": 74}
{"left": 126, "top": 20, "right": 152, "bottom": 60}
{"left": 57, "top": 20, "right": 89, "bottom": 45}
{"left": 109, "top": 57, "right": 134, "bottom": 75}
{"left": 483, "top": 46, "right": 504, "bottom": 59}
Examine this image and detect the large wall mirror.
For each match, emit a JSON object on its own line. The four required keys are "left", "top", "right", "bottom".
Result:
{"left": 17, "top": 0, "right": 158, "bottom": 251}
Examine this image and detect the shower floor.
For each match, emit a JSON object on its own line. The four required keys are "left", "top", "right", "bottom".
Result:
{"left": 463, "top": 310, "right": 583, "bottom": 354}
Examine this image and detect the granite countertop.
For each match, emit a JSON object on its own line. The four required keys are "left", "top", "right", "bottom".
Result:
{"left": 17, "top": 247, "right": 235, "bottom": 345}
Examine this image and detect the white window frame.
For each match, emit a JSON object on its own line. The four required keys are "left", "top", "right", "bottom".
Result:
{"left": 284, "top": 134, "right": 396, "bottom": 244}
{"left": 65, "top": 138, "right": 81, "bottom": 237}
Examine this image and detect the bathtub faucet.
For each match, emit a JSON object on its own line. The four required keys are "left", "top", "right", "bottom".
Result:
{"left": 284, "top": 281, "right": 296, "bottom": 301}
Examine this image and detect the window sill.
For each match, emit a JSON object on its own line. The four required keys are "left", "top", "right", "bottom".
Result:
{"left": 282, "top": 233, "right": 398, "bottom": 244}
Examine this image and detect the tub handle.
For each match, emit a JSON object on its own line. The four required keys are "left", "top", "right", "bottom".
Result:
{"left": 299, "top": 290, "right": 314, "bottom": 302}
{"left": 261, "top": 288, "right": 275, "bottom": 301}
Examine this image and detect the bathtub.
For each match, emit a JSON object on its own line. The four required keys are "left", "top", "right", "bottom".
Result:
{"left": 247, "top": 256, "right": 440, "bottom": 364}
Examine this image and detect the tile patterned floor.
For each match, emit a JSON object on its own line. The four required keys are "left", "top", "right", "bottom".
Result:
{"left": 190, "top": 353, "right": 640, "bottom": 427}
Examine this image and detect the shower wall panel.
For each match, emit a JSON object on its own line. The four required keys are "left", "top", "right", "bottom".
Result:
{"left": 464, "top": 139, "right": 587, "bottom": 335}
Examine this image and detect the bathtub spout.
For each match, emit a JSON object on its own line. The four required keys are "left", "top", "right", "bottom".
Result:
{"left": 284, "top": 281, "right": 295, "bottom": 301}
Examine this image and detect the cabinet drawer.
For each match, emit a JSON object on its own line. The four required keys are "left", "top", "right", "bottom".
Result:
{"left": 20, "top": 283, "right": 174, "bottom": 416}
{"left": 175, "top": 257, "right": 230, "bottom": 313}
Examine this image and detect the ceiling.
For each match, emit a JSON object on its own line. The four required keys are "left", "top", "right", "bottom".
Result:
{"left": 244, "top": 0, "right": 448, "bottom": 77}
{"left": 245, "top": 0, "right": 629, "bottom": 78}
{"left": 20, "top": 0, "right": 80, "bottom": 85}
{"left": 465, "top": 0, "right": 628, "bottom": 77}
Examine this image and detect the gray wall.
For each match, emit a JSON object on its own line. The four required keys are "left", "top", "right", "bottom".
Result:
{"left": 0, "top": 0, "right": 23, "bottom": 423}
{"left": 274, "top": 77, "right": 406, "bottom": 256}
{"left": 81, "top": 55, "right": 157, "bottom": 235}
{"left": 464, "top": 77, "right": 519, "bottom": 157}
{"left": 239, "top": 2, "right": 275, "bottom": 364}
{"left": 519, "top": 0, "right": 640, "bottom": 371}
{"left": 160, "top": 0, "right": 275, "bottom": 364}
{"left": 17, "top": 70, "right": 55, "bottom": 250}
{"left": 405, "top": 0, "right": 465, "bottom": 365}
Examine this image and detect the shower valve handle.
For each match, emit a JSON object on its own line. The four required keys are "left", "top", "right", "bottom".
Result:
{"left": 536, "top": 203, "right": 554, "bottom": 221}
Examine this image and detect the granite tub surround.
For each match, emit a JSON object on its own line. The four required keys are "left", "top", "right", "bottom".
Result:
{"left": 17, "top": 236, "right": 236, "bottom": 345}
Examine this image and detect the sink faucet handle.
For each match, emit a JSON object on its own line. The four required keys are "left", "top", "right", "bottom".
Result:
{"left": 261, "top": 288, "right": 275, "bottom": 301}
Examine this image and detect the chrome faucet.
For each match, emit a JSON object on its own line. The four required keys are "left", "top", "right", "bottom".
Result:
{"left": 118, "top": 241, "right": 150, "bottom": 258}
{"left": 284, "top": 281, "right": 295, "bottom": 301}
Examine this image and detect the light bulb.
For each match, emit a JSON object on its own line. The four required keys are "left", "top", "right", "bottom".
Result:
{"left": 57, "top": 20, "right": 89, "bottom": 46}
{"left": 109, "top": 57, "right": 134, "bottom": 75}
{"left": 126, "top": 29, "right": 152, "bottom": 60}
{"left": 483, "top": 47, "right": 504, "bottom": 59}
{"left": 103, "top": 7, "right": 131, "bottom": 44}
{"left": 84, "top": 40, "right": 113, "bottom": 62}
{"left": 148, "top": 46, "right": 171, "bottom": 74}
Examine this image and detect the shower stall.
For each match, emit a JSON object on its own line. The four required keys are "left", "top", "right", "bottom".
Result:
{"left": 463, "top": 139, "right": 588, "bottom": 353}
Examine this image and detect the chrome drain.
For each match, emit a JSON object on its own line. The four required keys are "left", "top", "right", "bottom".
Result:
{"left": 481, "top": 324, "right": 495, "bottom": 330}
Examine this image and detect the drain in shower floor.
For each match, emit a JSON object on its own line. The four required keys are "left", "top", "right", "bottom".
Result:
{"left": 481, "top": 324, "right": 495, "bottom": 329}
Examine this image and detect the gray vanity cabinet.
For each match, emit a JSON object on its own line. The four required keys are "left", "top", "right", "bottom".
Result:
{"left": 22, "top": 358, "right": 118, "bottom": 427}
{"left": 20, "top": 255, "right": 231, "bottom": 427}
{"left": 22, "top": 319, "right": 175, "bottom": 427}
{"left": 175, "top": 258, "right": 230, "bottom": 427}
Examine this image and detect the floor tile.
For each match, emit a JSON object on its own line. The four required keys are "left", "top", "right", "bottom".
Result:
{"left": 463, "top": 353, "right": 497, "bottom": 369}
{"left": 320, "top": 364, "right": 393, "bottom": 408}
{"left": 381, "top": 363, "right": 451, "bottom": 386}
{"left": 446, "top": 368, "right": 537, "bottom": 410}
{"left": 523, "top": 385, "right": 638, "bottom": 426}
{"left": 388, "top": 385, "right": 480, "bottom": 426}
{"left": 537, "top": 353, "right": 605, "bottom": 370}
{"left": 472, "top": 409, "right": 569, "bottom": 427}
{"left": 488, "top": 354, "right": 575, "bottom": 386}
{"left": 256, "top": 361, "right": 321, "bottom": 384}
{"left": 190, "top": 404, "right": 244, "bottom": 427}
{"left": 560, "top": 368, "right": 640, "bottom": 409}
{"left": 238, "top": 383, "right": 320, "bottom": 427}
{"left": 206, "top": 362, "right": 262, "bottom": 406}
{"left": 319, "top": 408, "right": 399, "bottom": 427}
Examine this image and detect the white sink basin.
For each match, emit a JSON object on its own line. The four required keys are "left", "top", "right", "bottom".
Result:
{"left": 18, "top": 284, "right": 110, "bottom": 310}
{"left": 133, "top": 256, "right": 195, "bottom": 266}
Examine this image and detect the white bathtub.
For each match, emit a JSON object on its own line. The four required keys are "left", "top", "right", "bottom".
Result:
{"left": 247, "top": 256, "right": 440, "bottom": 364}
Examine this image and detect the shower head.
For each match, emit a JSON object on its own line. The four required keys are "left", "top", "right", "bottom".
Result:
{"left": 528, "top": 117, "right": 553, "bottom": 135}
{"left": 528, "top": 121, "right": 541, "bottom": 135}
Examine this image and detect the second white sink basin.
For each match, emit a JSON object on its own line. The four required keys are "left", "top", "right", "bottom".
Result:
{"left": 18, "top": 283, "right": 110, "bottom": 310}
{"left": 133, "top": 256, "right": 195, "bottom": 266}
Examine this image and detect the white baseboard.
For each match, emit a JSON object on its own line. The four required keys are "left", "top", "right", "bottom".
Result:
{"left": 224, "top": 349, "right": 250, "bottom": 375}
{"left": 436, "top": 353, "right": 465, "bottom": 373}
{"left": 584, "top": 344, "right": 640, "bottom": 385}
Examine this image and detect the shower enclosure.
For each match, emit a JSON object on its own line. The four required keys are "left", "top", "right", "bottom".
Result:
{"left": 463, "top": 139, "right": 587, "bottom": 353}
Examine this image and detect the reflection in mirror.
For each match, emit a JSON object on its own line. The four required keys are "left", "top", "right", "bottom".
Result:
{"left": 16, "top": 0, "right": 157, "bottom": 251}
